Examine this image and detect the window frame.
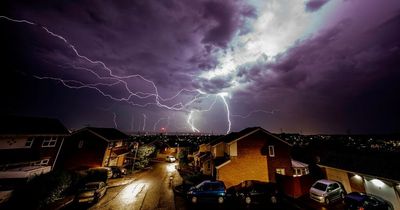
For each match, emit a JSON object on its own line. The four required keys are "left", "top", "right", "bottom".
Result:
{"left": 40, "top": 159, "right": 50, "bottom": 165}
{"left": 276, "top": 168, "right": 285, "bottom": 175}
{"left": 25, "top": 137, "right": 35, "bottom": 148}
{"left": 268, "top": 145, "right": 275, "bottom": 157}
{"left": 42, "top": 136, "right": 58, "bottom": 148}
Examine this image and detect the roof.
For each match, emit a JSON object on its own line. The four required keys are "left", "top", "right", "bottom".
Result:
{"left": 291, "top": 159, "right": 309, "bottom": 168}
{"left": 314, "top": 179, "right": 338, "bottom": 185}
{"left": 77, "top": 127, "right": 129, "bottom": 141}
{"left": 0, "top": 116, "right": 69, "bottom": 135}
{"left": 210, "top": 127, "right": 291, "bottom": 147}
{"left": 214, "top": 156, "right": 230, "bottom": 168}
{"left": 112, "top": 148, "right": 129, "bottom": 156}
{"left": 317, "top": 150, "right": 400, "bottom": 182}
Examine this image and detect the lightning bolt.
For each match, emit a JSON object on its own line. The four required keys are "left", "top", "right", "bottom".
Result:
{"left": 142, "top": 114, "right": 147, "bottom": 131}
{"left": 113, "top": 112, "right": 118, "bottom": 128}
{"left": 0, "top": 16, "right": 204, "bottom": 110}
{"left": 218, "top": 93, "right": 231, "bottom": 134}
{"left": 1, "top": 15, "right": 240, "bottom": 133}
{"left": 187, "top": 110, "right": 200, "bottom": 132}
{"left": 153, "top": 117, "right": 169, "bottom": 131}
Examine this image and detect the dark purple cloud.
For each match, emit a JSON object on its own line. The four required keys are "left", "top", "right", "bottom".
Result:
{"left": 1, "top": 0, "right": 400, "bottom": 134}
{"left": 305, "top": 0, "right": 330, "bottom": 12}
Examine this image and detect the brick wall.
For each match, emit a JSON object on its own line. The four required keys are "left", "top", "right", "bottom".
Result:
{"left": 217, "top": 131, "right": 269, "bottom": 188}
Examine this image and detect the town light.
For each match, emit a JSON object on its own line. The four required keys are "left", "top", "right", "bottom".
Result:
{"left": 371, "top": 179, "right": 385, "bottom": 188}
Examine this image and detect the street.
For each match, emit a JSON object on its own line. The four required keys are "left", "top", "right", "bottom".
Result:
{"left": 69, "top": 161, "right": 346, "bottom": 210}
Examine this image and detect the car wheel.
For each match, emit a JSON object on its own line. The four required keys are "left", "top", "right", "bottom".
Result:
{"left": 217, "top": 196, "right": 224, "bottom": 204}
{"left": 94, "top": 195, "right": 99, "bottom": 203}
{"left": 245, "top": 196, "right": 251, "bottom": 204}
{"left": 191, "top": 196, "right": 198, "bottom": 204}
{"left": 325, "top": 197, "right": 330, "bottom": 205}
{"left": 112, "top": 172, "right": 118, "bottom": 178}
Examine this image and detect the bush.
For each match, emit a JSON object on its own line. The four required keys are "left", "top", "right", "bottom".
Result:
{"left": 6, "top": 170, "right": 74, "bottom": 209}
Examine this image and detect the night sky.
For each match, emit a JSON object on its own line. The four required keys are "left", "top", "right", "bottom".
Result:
{"left": 1, "top": 0, "right": 400, "bottom": 134}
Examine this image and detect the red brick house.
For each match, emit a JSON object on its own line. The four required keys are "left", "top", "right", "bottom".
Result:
{"left": 195, "top": 127, "right": 310, "bottom": 189}
{"left": 57, "top": 127, "right": 130, "bottom": 170}
{"left": 0, "top": 116, "right": 70, "bottom": 179}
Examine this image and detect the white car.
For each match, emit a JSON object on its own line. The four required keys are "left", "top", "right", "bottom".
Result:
{"left": 76, "top": 182, "right": 107, "bottom": 203}
{"left": 165, "top": 155, "right": 176, "bottom": 162}
{"left": 310, "top": 179, "right": 346, "bottom": 205}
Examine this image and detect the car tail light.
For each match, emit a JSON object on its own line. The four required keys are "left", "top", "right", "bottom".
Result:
{"left": 358, "top": 207, "right": 364, "bottom": 210}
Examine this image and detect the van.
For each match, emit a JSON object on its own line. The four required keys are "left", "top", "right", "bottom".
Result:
{"left": 309, "top": 179, "right": 346, "bottom": 205}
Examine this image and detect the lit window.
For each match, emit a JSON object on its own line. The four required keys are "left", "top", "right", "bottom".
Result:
{"left": 276, "top": 168, "right": 285, "bottom": 175}
{"left": 268, "top": 145, "right": 275, "bottom": 157}
{"left": 25, "top": 137, "right": 34, "bottom": 148}
{"left": 42, "top": 137, "right": 58, "bottom": 147}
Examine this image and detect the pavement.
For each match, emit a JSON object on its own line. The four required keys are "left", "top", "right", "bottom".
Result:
{"left": 58, "top": 169, "right": 142, "bottom": 210}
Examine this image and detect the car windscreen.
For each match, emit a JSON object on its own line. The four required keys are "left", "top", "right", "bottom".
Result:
{"left": 82, "top": 183, "right": 99, "bottom": 190}
{"left": 312, "top": 182, "right": 327, "bottom": 191}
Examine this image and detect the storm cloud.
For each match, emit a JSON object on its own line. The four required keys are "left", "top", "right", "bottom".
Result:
{"left": 1, "top": 0, "right": 400, "bottom": 134}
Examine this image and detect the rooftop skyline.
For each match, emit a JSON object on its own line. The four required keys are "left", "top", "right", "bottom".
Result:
{"left": 1, "top": 0, "right": 400, "bottom": 134}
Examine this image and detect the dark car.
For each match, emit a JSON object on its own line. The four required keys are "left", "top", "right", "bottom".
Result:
{"left": 344, "top": 192, "right": 394, "bottom": 210}
{"left": 187, "top": 180, "right": 226, "bottom": 204}
{"left": 76, "top": 182, "right": 107, "bottom": 204}
{"left": 109, "top": 166, "right": 127, "bottom": 178}
{"left": 226, "top": 180, "right": 280, "bottom": 206}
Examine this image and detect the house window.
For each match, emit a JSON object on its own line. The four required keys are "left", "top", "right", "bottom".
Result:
{"left": 42, "top": 137, "right": 57, "bottom": 147}
{"left": 78, "top": 140, "right": 84, "bottom": 149}
{"left": 34, "top": 159, "right": 50, "bottom": 166}
{"left": 40, "top": 159, "right": 50, "bottom": 165}
{"left": 25, "top": 137, "right": 34, "bottom": 148}
{"left": 268, "top": 145, "right": 275, "bottom": 157}
{"left": 293, "top": 168, "right": 310, "bottom": 177}
{"left": 276, "top": 168, "right": 285, "bottom": 175}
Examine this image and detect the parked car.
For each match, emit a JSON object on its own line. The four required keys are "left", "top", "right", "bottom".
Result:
{"left": 309, "top": 179, "right": 346, "bottom": 205}
{"left": 187, "top": 180, "right": 226, "bottom": 204}
{"left": 226, "top": 180, "right": 280, "bottom": 206}
{"left": 88, "top": 167, "right": 113, "bottom": 179}
{"left": 109, "top": 166, "right": 127, "bottom": 178}
{"left": 166, "top": 155, "right": 176, "bottom": 163}
{"left": 76, "top": 181, "right": 107, "bottom": 204}
{"left": 344, "top": 192, "right": 394, "bottom": 210}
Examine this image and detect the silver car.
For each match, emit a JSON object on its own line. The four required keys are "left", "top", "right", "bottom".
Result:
{"left": 309, "top": 179, "right": 346, "bottom": 205}
{"left": 76, "top": 182, "right": 107, "bottom": 203}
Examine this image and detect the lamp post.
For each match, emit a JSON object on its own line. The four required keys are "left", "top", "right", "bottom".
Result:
{"left": 131, "top": 142, "right": 139, "bottom": 173}
{"left": 175, "top": 142, "right": 179, "bottom": 160}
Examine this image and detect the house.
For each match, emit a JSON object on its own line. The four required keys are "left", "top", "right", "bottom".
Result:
{"left": 198, "top": 127, "right": 310, "bottom": 188}
{"left": 193, "top": 144, "right": 212, "bottom": 174}
{"left": 57, "top": 127, "right": 130, "bottom": 170}
{"left": 317, "top": 151, "right": 400, "bottom": 210}
{"left": 0, "top": 116, "right": 70, "bottom": 179}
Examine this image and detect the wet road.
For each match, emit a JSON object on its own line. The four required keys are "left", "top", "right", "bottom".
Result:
{"left": 88, "top": 161, "right": 179, "bottom": 210}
